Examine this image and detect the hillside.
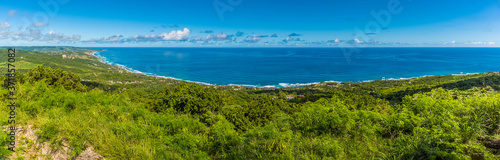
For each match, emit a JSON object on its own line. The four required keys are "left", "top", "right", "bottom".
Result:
{"left": 0, "top": 47, "right": 499, "bottom": 159}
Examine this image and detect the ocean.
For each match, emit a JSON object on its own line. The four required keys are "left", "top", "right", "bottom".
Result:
{"left": 92, "top": 47, "right": 500, "bottom": 87}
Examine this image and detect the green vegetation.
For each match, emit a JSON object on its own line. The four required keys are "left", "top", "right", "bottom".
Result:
{"left": 0, "top": 47, "right": 499, "bottom": 159}
{"left": 0, "top": 46, "right": 99, "bottom": 53}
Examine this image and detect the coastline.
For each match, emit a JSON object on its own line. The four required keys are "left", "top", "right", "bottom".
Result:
{"left": 90, "top": 50, "right": 487, "bottom": 88}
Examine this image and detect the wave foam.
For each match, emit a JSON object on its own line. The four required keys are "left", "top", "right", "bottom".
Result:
{"left": 93, "top": 51, "right": 485, "bottom": 88}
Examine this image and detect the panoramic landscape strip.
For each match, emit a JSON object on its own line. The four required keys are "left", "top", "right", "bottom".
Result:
{"left": 0, "top": 46, "right": 498, "bottom": 159}
{"left": 1, "top": 0, "right": 500, "bottom": 159}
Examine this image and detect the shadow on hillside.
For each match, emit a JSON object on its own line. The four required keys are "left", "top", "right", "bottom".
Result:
{"left": 384, "top": 75, "right": 500, "bottom": 103}
{"left": 81, "top": 81, "right": 120, "bottom": 92}
{"left": 252, "top": 89, "right": 336, "bottom": 103}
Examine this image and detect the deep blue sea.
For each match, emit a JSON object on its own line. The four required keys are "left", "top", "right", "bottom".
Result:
{"left": 92, "top": 47, "right": 500, "bottom": 87}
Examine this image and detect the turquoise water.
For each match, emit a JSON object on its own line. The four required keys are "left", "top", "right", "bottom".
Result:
{"left": 93, "top": 47, "right": 500, "bottom": 87}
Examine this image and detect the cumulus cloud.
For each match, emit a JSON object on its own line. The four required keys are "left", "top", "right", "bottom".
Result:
{"left": 8, "top": 10, "right": 17, "bottom": 17}
{"left": 203, "top": 30, "right": 214, "bottom": 33}
{"left": 85, "top": 34, "right": 124, "bottom": 43}
{"left": 0, "top": 30, "right": 10, "bottom": 39}
{"left": 205, "top": 34, "right": 214, "bottom": 41}
{"left": 242, "top": 35, "right": 264, "bottom": 43}
{"left": 0, "top": 22, "right": 11, "bottom": 29}
{"left": 192, "top": 34, "right": 214, "bottom": 41}
{"left": 85, "top": 28, "right": 191, "bottom": 43}
{"left": 284, "top": 36, "right": 301, "bottom": 41}
{"left": 325, "top": 38, "right": 343, "bottom": 44}
{"left": 11, "top": 27, "right": 42, "bottom": 41}
{"left": 215, "top": 32, "right": 231, "bottom": 41}
{"left": 463, "top": 41, "right": 497, "bottom": 45}
{"left": 127, "top": 34, "right": 160, "bottom": 42}
{"left": 342, "top": 39, "right": 365, "bottom": 44}
{"left": 191, "top": 32, "right": 232, "bottom": 42}
{"left": 204, "top": 34, "right": 214, "bottom": 40}
{"left": 159, "top": 28, "right": 190, "bottom": 41}
{"left": 3, "top": 27, "right": 79, "bottom": 42}
{"left": 324, "top": 39, "right": 337, "bottom": 44}
{"left": 41, "top": 29, "right": 81, "bottom": 41}
{"left": 192, "top": 36, "right": 202, "bottom": 41}
{"left": 354, "top": 39, "right": 364, "bottom": 43}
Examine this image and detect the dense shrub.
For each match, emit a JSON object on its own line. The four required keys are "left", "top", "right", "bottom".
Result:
{"left": 23, "top": 66, "right": 87, "bottom": 91}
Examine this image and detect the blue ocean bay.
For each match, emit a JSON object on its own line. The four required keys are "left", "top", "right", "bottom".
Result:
{"left": 93, "top": 47, "right": 500, "bottom": 87}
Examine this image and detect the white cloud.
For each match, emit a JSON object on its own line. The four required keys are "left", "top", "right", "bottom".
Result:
{"left": 84, "top": 28, "right": 192, "bottom": 43}
{"left": 0, "top": 30, "right": 10, "bottom": 39}
{"left": 354, "top": 39, "right": 364, "bottom": 43}
{"left": 461, "top": 41, "right": 498, "bottom": 45}
{"left": 285, "top": 36, "right": 301, "bottom": 41}
{"left": 0, "top": 22, "right": 11, "bottom": 29}
{"left": 10, "top": 27, "right": 42, "bottom": 41}
{"left": 41, "top": 29, "right": 81, "bottom": 41}
{"left": 11, "top": 27, "right": 42, "bottom": 41}
{"left": 105, "top": 34, "right": 124, "bottom": 42}
{"left": 205, "top": 34, "right": 214, "bottom": 41}
{"left": 192, "top": 34, "right": 214, "bottom": 41}
{"left": 192, "top": 36, "right": 203, "bottom": 41}
{"left": 8, "top": 10, "right": 17, "bottom": 17}
{"left": 242, "top": 35, "right": 262, "bottom": 43}
{"left": 159, "top": 28, "right": 190, "bottom": 41}
{"left": 216, "top": 33, "right": 227, "bottom": 39}
{"left": 85, "top": 34, "right": 124, "bottom": 43}
{"left": 467, "top": 41, "right": 485, "bottom": 45}
{"left": 215, "top": 32, "right": 231, "bottom": 41}
{"left": 191, "top": 32, "right": 231, "bottom": 42}
{"left": 6, "top": 28, "right": 79, "bottom": 42}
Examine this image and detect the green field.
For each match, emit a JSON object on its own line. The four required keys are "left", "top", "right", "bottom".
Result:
{"left": 0, "top": 47, "right": 499, "bottom": 159}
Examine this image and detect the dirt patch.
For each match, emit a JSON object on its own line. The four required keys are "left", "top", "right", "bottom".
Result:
{"left": 74, "top": 146, "right": 103, "bottom": 160}
{"left": 484, "top": 139, "right": 500, "bottom": 149}
{"left": 7, "top": 125, "right": 104, "bottom": 160}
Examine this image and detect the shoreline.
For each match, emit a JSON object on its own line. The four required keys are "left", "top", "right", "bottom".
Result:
{"left": 90, "top": 50, "right": 487, "bottom": 88}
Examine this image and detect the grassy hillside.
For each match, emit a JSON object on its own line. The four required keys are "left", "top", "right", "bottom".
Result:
{"left": 0, "top": 46, "right": 99, "bottom": 53}
{"left": 0, "top": 47, "right": 499, "bottom": 159}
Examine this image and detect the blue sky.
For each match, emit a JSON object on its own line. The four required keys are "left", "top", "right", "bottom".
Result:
{"left": 0, "top": 0, "right": 499, "bottom": 47}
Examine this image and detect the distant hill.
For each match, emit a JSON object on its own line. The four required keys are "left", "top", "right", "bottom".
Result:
{"left": 0, "top": 46, "right": 101, "bottom": 53}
